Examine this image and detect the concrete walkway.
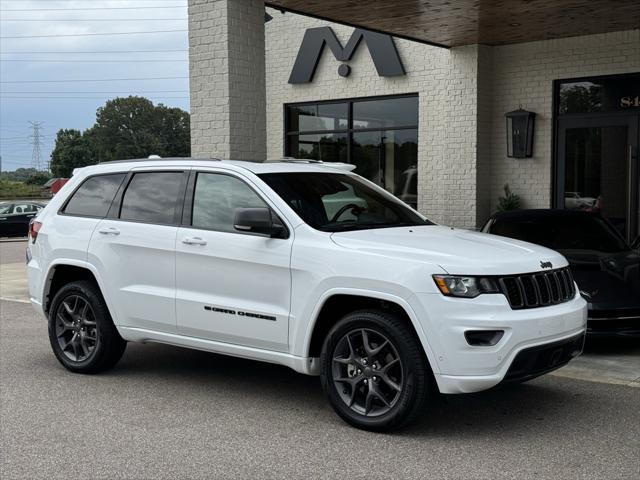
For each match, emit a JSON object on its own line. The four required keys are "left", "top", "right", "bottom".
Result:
{"left": 0, "top": 262, "right": 29, "bottom": 304}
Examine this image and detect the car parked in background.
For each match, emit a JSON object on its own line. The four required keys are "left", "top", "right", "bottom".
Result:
{"left": 564, "top": 192, "right": 596, "bottom": 210}
{"left": 483, "top": 209, "right": 640, "bottom": 337}
{"left": 0, "top": 201, "right": 45, "bottom": 238}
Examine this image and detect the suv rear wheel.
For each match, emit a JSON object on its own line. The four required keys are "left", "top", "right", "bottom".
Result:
{"left": 48, "top": 280, "right": 126, "bottom": 373}
{"left": 320, "top": 309, "right": 431, "bottom": 431}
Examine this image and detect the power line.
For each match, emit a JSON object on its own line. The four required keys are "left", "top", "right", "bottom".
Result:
{"left": 0, "top": 49, "right": 188, "bottom": 54}
{"left": 1, "top": 76, "right": 189, "bottom": 83}
{"left": 1, "top": 18, "right": 189, "bottom": 22}
{"left": 0, "top": 6, "right": 187, "bottom": 12}
{"left": 1, "top": 29, "right": 188, "bottom": 39}
{"left": 0, "top": 90, "right": 188, "bottom": 94}
{"left": 1, "top": 96, "right": 190, "bottom": 99}
{"left": 1, "top": 59, "right": 188, "bottom": 63}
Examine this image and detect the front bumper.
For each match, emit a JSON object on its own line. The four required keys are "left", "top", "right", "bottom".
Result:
{"left": 409, "top": 289, "right": 587, "bottom": 393}
{"left": 501, "top": 333, "right": 584, "bottom": 384}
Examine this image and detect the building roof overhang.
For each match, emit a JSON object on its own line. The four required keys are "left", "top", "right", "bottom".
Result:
{"left": 266, "top": 0, "right": 640, "bottom": 47}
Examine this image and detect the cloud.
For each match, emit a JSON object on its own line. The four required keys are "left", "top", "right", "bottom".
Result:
{"left": 1, "top": 0, "right": 189, "bottom": 171}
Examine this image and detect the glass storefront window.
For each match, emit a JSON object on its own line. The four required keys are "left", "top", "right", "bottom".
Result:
{"left": 351, "top": 130, "right": 418, "bottom": 207}
{"left": 288, "top": 103, "right": 348, "bottom": 132}
{"left": 288, "top": 132, "right": 348, "bottom": 163}
{"left": 353, "top": 96, "right": 418, "bottom": 129}
{"left": 285, "top": 95, "right": 419, "bottom": 208}
{"left": 557, "top": 73, "right": 640, "bottom": 115}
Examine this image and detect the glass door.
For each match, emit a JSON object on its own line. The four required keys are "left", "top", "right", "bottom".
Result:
{"left": 556, "top": 115, "right": 639, "bottom": 243}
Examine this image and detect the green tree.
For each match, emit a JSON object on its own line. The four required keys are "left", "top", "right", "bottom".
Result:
{"left": 25, "top": 172, "right": 52, "bottom": 186}
{"left": 91, "top": 96, "right": 190, "bottom": 162}
{"left": 49, "top": 96, "right": 190, "bottom": 176}
{"left": 50, "top": 129, "right": 95, "bottom": 177}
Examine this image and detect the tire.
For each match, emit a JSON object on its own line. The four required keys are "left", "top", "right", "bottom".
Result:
{"left": 48, "top": 280, "right": 126, "bottom": 374}
{"left": 320, "top": 309, "right": 431, "bottom": 431}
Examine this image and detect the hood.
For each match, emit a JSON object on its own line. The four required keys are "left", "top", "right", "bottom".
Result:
{"left": 560, "top": 249, "right": 640, "bottom": 311}
{"left": 331, "top": 225, "right": 567, "bottom": 275}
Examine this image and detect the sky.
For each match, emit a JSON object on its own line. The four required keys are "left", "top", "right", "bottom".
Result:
{"left": 0, "top": 0, "right": 190, "bottom": 172}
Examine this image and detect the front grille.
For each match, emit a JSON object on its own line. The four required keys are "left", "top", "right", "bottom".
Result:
{"left": 498, "top": 267, "right": 576, "bottom": 309}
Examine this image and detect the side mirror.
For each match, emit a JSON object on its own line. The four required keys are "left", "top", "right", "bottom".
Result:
{"left": 233, "top": 207, "right": 287, "bottom": 238}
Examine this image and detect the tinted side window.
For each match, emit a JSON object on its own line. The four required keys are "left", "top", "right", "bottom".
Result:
{"left": 64, "top": 174, "right": 125, "bottom": 217}
{"left": 120, "top": 172, "right": 184, "bottom": 224}
{"left": 192, "top": 173, "right": 266, "bottom": 232}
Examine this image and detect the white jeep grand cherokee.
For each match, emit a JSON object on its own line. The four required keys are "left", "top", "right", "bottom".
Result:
{"left": 27, "top": 158, "right": 587, "bottom": 431}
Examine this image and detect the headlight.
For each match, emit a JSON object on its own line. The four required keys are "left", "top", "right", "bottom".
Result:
{"left": 433, "top": 275, "right": 500, "bottom": 298}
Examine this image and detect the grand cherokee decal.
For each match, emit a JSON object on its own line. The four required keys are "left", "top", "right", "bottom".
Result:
{"left": 204, "top": 305, "right": 276, "bottom": 322}
{"left": 288, "top": 27, "right": 405, "bottom": 84}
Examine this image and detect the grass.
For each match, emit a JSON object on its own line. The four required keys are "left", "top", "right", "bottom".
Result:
{"left": 0, "top": 180, "right": 46, "bottom": 200}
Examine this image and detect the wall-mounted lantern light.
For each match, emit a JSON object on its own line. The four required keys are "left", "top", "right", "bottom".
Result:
{"left": 505, "top": 108, "right": 536, "bottom": 158}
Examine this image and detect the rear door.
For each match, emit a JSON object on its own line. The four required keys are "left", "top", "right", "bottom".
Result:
{"left": 89, "top": 168, "right": 188, "bottom": 332}
{"left": 175, "top": 169, "right": 292, "bottom": 352}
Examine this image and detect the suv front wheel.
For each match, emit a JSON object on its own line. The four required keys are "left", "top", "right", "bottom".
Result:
{"left": 48, "top": 280, "right": 126, "bottom": 373}
{"left": 320, "top": 310, "right": 431, "bottom": 431}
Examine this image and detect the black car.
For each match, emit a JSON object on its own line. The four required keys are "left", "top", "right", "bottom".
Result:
{"left": 0, "top": 201, "right": 45, "bottom": 238}
{"left": 482, "top": 209, "right": 640, "bottom": 337}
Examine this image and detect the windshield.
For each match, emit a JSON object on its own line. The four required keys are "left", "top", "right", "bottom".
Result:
{"left": 489, "top": 214, "right": 629, "bottom": 253}
{"left": 259, "top": 172, "right": 432, "bottom": 232}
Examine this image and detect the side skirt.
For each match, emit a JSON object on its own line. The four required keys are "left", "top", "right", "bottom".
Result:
{"left": 118, "top": 326, "right": 320, "bottom": 375}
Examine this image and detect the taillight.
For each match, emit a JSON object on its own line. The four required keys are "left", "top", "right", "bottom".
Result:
{"left": 29, "top": 220, "right": 42, "bottom": 243}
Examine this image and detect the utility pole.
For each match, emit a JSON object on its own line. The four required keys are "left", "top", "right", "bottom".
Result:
{"left": 29, "top": 121, "right": 44, "bottom": 171}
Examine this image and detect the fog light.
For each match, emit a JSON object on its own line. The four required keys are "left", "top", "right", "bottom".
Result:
{"left": 465, "top": 330, "right": 504, "bottom": 346}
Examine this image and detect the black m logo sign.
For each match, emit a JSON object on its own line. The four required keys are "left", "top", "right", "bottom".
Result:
{"left": 288, "top": 27, "right": 405, "bottom": 84}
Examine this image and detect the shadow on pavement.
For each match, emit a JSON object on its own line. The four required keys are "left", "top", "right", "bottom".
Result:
{"left": 42, "top": 340, "right": 618, "bottom": 438}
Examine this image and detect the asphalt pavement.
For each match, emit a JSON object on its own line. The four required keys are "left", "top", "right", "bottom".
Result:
{"left": 1, "top": 238, "right": 639, "bottom": 479}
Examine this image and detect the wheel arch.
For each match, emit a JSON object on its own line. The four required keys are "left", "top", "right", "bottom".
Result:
{"left": 303, "top": 289, "right": 440, "bottom": 375}
{"left": 42, "top": 260, "right": 113, "bottom": 319}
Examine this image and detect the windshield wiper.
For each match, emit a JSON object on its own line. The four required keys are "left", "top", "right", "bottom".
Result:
{"left": 321, "top": 221, "right": 425, "bottom": 232}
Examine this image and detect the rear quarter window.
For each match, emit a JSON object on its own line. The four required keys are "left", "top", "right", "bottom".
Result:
{"left": 63, "top": 174, "right": 126, "bottom": 217}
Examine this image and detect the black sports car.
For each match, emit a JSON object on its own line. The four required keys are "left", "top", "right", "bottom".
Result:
{"left": 0, "top": 201, "right": 45, "bottom": 238}
{"left": 482, "top": 209, "right": 640, "bottom": 337}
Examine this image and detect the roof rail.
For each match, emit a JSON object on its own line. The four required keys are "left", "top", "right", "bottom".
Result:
{"left": 269, "top": 158, "right": 356, "bottom": 172}
{"left": 101, "top": 157, "right": 220, "bottom": 164}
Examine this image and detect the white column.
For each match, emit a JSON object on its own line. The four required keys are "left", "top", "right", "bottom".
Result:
{"left": 189, "top": 0, "right": 267, "bottom": 160}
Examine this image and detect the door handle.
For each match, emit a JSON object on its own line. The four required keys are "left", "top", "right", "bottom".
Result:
{"left": 182, "top": 236, "right": 207, "bottom": 246}
{"left": 98, "top": 227, "right": 120, "bottom": 235}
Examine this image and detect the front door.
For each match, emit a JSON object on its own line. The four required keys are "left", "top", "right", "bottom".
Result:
{"left": 175, "top": 170, "right": 292, "bottom": 352}
{"left": 556, "top": 114, "right": 639, "bottom": 244}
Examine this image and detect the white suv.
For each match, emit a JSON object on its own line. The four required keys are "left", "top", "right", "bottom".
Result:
{"left": 27, "top": 158, "right": 587, "bottom": 431}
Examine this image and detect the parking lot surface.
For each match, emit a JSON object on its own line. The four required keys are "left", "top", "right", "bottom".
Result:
{"left": 1, "top": 239, "right": 639, "bottom": 479}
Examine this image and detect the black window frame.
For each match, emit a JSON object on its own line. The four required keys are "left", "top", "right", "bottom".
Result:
{"left": 181, "top": 170, "right": 290, "bottom": 238}
{"left": 59, "top": 172, "right": 127, "bottom": 219}
{"left": 109, "top": 169, "right": 189, "bottom": 226}
{"left": 283, "top": 93, "right": 419, "bottom": 164}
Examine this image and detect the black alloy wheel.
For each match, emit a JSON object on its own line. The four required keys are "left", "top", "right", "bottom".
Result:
{"left": 48, "top": 281, "right": 126, "bottom": 373}
{"left": 320, "top": 309, "right": 431, "bottom": 431}
{"left": 331, "top": 328, "right": 403, "bottom": 416}
{"left": 54, "top": 295, "right": 99, "bottom": 362}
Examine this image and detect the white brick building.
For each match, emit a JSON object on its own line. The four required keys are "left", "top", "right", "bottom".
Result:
{"left": 188, "top": 0, "right": 640, "bottom": 239}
